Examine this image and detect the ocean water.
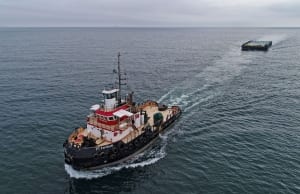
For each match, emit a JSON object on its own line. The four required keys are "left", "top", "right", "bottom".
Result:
{"left": 1, "top": 27, "right": 300, "bottom": 194}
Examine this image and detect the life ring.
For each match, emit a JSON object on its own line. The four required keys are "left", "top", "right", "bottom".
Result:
{"left": 117, "top": 142, "right": 124, "bottom": 150}
{"left": 134, "top": 139, "right": 140, "bottom": 147}
{"left": 112, "top": 147, "right": 118, "bottom": 154}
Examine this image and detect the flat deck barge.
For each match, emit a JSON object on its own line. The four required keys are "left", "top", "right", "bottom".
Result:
{"left": 241, "top": 40, "right": 272, "bottom": 51}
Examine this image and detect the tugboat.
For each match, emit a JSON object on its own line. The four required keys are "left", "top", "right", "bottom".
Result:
{"left": 63, "top": 53, "right": 181, "bottom": 170}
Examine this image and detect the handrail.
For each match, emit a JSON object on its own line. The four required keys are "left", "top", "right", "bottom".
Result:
{"left": 88, "top": 117, "right": 117, "bottom": 131}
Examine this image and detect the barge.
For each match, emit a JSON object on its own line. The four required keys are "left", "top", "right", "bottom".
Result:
{"left": 63, "top": 53, "right": 182, "bottom": 170}
{"left": 241, "top": 40, "right": 272, "bottom": 51}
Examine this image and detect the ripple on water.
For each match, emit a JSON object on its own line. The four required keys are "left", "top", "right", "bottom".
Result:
{"left": 1, "top": 28, "right": 300, "bottom": 194}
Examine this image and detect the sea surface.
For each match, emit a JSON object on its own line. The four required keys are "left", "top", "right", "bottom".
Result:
{"left": 1, "top": 27, "right": 300, "bottom": 194}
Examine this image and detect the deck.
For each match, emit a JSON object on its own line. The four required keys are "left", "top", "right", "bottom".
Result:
{"left": 70, "top": 103, "right": 175, "bottom": 147}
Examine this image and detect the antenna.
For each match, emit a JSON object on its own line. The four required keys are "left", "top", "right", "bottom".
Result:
{"left": 117, "top": 52, "right": 122, "bottom": 104}
{"left": 115, "top": 52, "right": 127, "bottom": 105}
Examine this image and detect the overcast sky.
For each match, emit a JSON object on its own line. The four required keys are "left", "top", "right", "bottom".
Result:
{"left": 0, "top": 0, "right": 299, "bottom": 27}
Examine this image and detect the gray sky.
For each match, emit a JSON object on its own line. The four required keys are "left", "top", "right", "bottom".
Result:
{"left": 0, "top": 0, "right": 300, "bottom": 27}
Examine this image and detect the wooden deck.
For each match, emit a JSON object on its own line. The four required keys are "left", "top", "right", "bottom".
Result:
{"left": 142, "top": 104, "right": 172, "bottom": 126}
{"left": 121, "top": 104, "right": 173, "bottom": 144}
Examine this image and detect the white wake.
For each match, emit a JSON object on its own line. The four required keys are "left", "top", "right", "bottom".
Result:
{"left": 258, "top": 34, "right": 287, "bottom": 45}
{"left": 158, "top": 34, "right": 288, "bottom": 112}
{"left": 158, "top": 47, "right": 251, "bottom": 112}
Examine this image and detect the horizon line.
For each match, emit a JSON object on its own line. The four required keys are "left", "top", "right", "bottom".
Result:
{"left": 0, "top": 26, "right": 300, "bottom": 29}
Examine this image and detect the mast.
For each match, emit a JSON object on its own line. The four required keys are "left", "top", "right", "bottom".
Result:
{"left": 117, "top": 52, "right": 121, "bottom": 104}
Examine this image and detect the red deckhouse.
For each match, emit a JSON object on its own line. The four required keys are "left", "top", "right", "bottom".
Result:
{"left": 84, "top": 53, "right": 143, "bottom": 143}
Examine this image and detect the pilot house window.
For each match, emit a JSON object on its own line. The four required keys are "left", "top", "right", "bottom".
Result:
{"left": 104, "top": 92, "right": 117, "bottom": 99}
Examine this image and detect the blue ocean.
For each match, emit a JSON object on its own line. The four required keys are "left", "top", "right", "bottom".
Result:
{"left": 1, "top": 27, "right": 300, "bottom": 194}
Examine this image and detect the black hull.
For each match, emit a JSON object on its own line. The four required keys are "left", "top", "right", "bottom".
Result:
{"left": 63, "top": 110, "right": 181, "bottom": 170}
{"left": 241, "top": 47, "right": 269, "bottom": 51}
{"left": 241, "top": 40, "right": 272, "bottom": 51}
